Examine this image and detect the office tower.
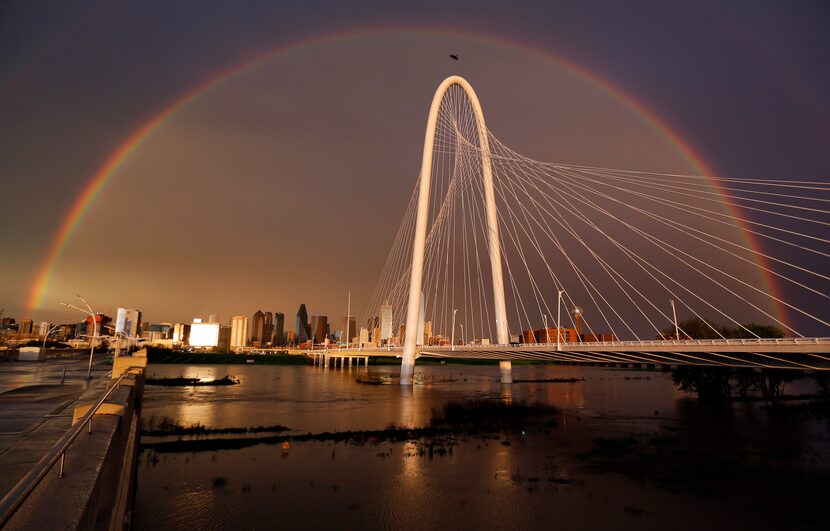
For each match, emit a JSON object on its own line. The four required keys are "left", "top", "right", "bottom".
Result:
{"left": 208, "top": 314, "right": 218, "bottom": 324}
{"left": 342, "top": 315, "right": 356, "bottom": 344}
{"left": 416, "top": 293, "right": 425, "bottom": 346}
{"left": 218, "top": 324, "right": 232, "bottom": 352}
{"left": 397, "top": 324, "right": 406, "bottom": 346}
{"left": 172, "top": 323, "right": 190, "bottom": 344}
{"left": 230, "top": 316, "right": 248, "bottom": 348}
{"left": 262, "top": 312, "right": 273, "bottom": 345}
{"left": 380, "top": 304, "right": 393, "bottom": 341}
{"left": 250, "top": 310, "right": 265, "bottom": 346}
{"left": 424, "top": 320, "right": 433, "bottom": 345}
{"left": 274, "top": 312, "right": 285, "bottom": 346}
{"left": 18, "top": 320, "right": 33, "bottom": 335}
{"left": 85, "top": 314, "right": 111, "bottom": 337}
{"left": 115, "top": 308, "right": 142, "bottom": 337}
{"left": 295, "top": 304, "right": 310, "bottom": 343}
{"left": 571, "top": 306, "right": 583, "bottom": 335}
{"left": 358, "top": 327, "right": 370, "bottom": 347}
{"left": 37, "top": 322, "right": 49, "bottom": 336}
{"left": 311, "top": 315, "right": 328, "bottom": 344}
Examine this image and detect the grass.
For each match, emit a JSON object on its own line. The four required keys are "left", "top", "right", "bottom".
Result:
{"left": 140, "top": 426, "right": 457, "bottom": 453}
{"left": 141, "top": 415, "right": 289, "bottom": 436}
{"left": 145, "top": 375, "right": 239, "bottom": 386}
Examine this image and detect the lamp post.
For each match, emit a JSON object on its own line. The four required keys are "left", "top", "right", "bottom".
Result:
{"left": 556, "top": 289, "right": 565, "bottom": 351}
{"left": 670, "top": 299, "right": 679, "bottom": 340}
{"left": 41, "top": 324, "right": 64, "bottom": 352}
{"left": 451, "top": 309, "right": 457, "bottom": 350}
{"left": 60, "top": 294, "right": 97, "bottom": 380}
{"left": 344, "top": 290, "right": 351, "bottom": 348}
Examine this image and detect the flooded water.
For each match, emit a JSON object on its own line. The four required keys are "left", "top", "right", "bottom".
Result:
{"left": 134, "top": 363, "right": 828, "bottom": 530}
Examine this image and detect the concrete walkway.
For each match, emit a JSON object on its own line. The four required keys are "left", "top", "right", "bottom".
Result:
{"left": 0, "top": 357, "right": 111, "bottom": 500}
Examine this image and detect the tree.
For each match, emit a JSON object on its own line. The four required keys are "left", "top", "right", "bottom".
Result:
{"left": 662, "top": 317, "right": 785, "bottom": 340}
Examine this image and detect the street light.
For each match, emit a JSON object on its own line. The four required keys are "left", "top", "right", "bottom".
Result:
{"left": 670, "top": 299, "right": 679, "bottom": 340}
{"left": 556, "top": 289, "right": 565, "bottom": 351}
{"left": 60, "top": 294, "right": 97, "bottom": 380}
{"left": 451, "top": 309, "right": 458, "bottom": 350}
{"left": 41, "top": 324, "right": 64, "bottom": 352}
{"left": 103, "top": 324, "right": 132, "bottom": 357}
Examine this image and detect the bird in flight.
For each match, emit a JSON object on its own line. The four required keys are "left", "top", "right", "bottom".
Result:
{"left": 450, "top": 54, "right": 459, "bottom": 60}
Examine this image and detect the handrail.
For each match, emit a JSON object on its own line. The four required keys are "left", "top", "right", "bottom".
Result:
{"left": 0, "top": 371, "right": 130, "bottom": 527}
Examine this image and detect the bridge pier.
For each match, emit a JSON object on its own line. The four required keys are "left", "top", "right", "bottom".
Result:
{"left": 499, "top": 361, "right": 512, "bottom": 384}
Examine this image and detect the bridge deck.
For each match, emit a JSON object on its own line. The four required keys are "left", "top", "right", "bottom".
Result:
{"left": 315, "top": 338, "right": 830, "bottom": 370}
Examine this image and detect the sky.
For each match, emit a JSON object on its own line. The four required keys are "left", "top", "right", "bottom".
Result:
{"left": 1, "top": 1, "right": 829, "bottom": 336}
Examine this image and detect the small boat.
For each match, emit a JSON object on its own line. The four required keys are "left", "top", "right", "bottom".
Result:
{"left": 246, "top": 355, "right": 255, "bottom": 364}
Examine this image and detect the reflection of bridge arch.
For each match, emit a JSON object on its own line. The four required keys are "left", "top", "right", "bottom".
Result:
{"left": 400, "top": 76, "right": 510, "bottom": 385}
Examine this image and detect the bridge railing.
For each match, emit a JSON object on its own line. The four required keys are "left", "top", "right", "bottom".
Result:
{"left": 0, "top": 371, "right": 131, "bottom": 526}
{"left": 420, "top": 337, "right": 830, "bottom": 349}
{"left": 294, "top": 337, "right": 830, "bottom": 353}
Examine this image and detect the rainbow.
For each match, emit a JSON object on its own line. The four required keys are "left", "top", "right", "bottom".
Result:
{"left": 25, "top": 28, "right": 788, "bottom": 328}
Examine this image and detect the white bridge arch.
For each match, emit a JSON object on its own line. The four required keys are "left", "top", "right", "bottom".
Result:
{"left": 400, "top": 76, "right": 511, "bottom": 385}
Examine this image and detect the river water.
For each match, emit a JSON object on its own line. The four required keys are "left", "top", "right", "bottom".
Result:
{"left": 134, "top": 362, "right": 828, "bottom": 530}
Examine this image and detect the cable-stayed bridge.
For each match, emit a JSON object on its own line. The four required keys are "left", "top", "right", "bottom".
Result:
{"left": 356, "top": 76, "right": 830, "bottom": 384}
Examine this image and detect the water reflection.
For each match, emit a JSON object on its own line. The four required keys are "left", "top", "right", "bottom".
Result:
{"left": 136, "top": 363, "right": 829, "bottom": 530}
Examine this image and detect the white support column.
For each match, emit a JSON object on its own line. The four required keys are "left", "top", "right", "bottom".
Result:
{"left": 401, "top": 76, "right": 511, "bottom": 385}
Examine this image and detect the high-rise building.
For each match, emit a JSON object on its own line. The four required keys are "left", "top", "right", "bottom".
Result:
{"left": 424, "top": 320, "right": 433, "bottom": 345}
{"left": 295, "top": 304, "right": 310, "bottom": 343}
{"left": 36, "top": 322, "right": 50, "bottom": 336}
{"left": 380, "top": 304, "right": 393, "bottom": 341}
{"left": 172, "top": 323, "right": 190, "bottom": 344}
{"left": 250, "top": 311, "right": 265, "bottom": 346}
{"left": 85, "top": 314, "right": 111, "bottom": 337}
{"left": 18, "top": 319, "right": 33, "bottom": 335}
{"left": 262, "top": 312, "right": 274, "bottom": 345}
{"left": 115, "top": 308, "right": 142, "bottom": 337}
{"left": 358, "top": 327, "right": 370, "bottom": 347}
{"left": 311, "top": 315, "right": 328, "bottom": 344}
{"left": 230, "top": 316, "right": 248, "bottom": 349}
{"left": 416, "top": 293, "right": 425, "bottom": 346}
{"left": 341, "top": 315, "right": 356, "bottom": 345}
{"left": 397, "top": 324, "right": 406, "bottom": 346}
{"left": 218, "top": 324, "right": 232, "bottom": 352}
{"left": 274, "top": 312, "right": 285, "bottom": 346}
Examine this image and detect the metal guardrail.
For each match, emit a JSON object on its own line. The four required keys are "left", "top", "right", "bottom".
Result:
{"left": 0, "top": 371, "right": 130, "bottom": 527}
